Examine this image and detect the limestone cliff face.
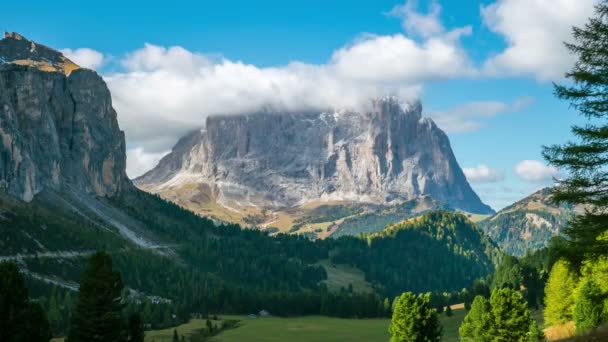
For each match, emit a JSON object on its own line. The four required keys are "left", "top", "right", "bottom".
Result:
{"left": 0, "top": 33, "right": 129, "bottom": 201}
{"left": 137, "top": 98, "right": 494, "bottom": 214}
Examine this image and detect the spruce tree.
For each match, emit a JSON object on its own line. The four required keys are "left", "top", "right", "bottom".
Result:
{"left": 68, "top": 251, "right": 126, "bottom": 342}
{"left": 543, "top": 0, "right": 608, "bottom": 260}
{"left": 574, "top": 280, "right": 604, "bottom": 333}
{"left": 544, "top": 260, "right": 577, "bottom": 326}
{"left": 487, "top": 288, "right": 534, "bottom": 341}
{"left": 128, "top": 313, "right": 145, "bottom": 342}
{"left": 389, "top": 292, "right": 441, "bottom": 342}
{"left": 459, "top": 296, "right": 491, "bottom": 342}
{"left": 0, "top": 261, "right": 51, "bottom": 342}
{"left": 459, "top": 289, "right": 543, "bottom": 342}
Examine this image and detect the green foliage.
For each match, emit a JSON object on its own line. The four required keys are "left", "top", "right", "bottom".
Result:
{"left": 0, "top": 261, "right": 51, "bottom": 342}
{"left": 492, "top": 255, "right": 524, "bottom": 290}
{"left": 459, "top": 296, "right": 491, "bottom": 342}
{"left": 333, "top": 211, "right": 498, "bottom": 298}
{"left": 542, "top": 1, "right": 608, "bottom": 260}
{"left": 67, "top": 251, "right": 126, "bottom": 342}
{"left": 459, "top": 288, "right": 541, "bottom": 342}
{"left": 544, "top": 259, "right": 578, "bottom": 326}
{"left": 389, "top": 292, "right": 441, "bottom": 342}
{"left": 574, "top": 280, "right": 604, "bottom": 334}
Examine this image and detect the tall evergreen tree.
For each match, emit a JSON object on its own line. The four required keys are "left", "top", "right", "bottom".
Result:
{"left": 68, "top": 251, "right": 126, "bottom": 342}
{"left": 0, "top": 261, "right": 51, "bottom": 342}
{"left": 128, "top": 313, "right": 145, "bottom": 342}
{"left": 459, "top": 288, "right": 543, "bottom": 342}
{"left": 389, "top": 292, "right": 441, "bottom": 342}
{"left": 544, "top": 260, "right": 578, "bottom": 326}
{"left": 543, "top": 0, "right": 608, "bottom": 260}
{"left": 459, "top": 296, "right": 491, "bottom": 342}
{"left": 492, "top": 255, "right": 524, "bottom": 289}
{"left": 573, "top": 280, "right": 604, "bottom": 333}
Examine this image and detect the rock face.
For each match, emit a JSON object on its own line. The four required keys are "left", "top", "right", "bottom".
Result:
{"left": 0, "top": 33, "right": 129, "bottom": 201}
{"left": 137, "top": 97, "right": 494, "bottom": 214}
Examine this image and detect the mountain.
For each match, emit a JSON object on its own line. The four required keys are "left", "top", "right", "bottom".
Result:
{"left": 0, "top": 33, "right": 498, "bottom": 334}
{"left": 478, "top": 188, "right": 580, "bottom": 256}
{"left": 0, "top": 31, "right": 129, "bottom": 202}
{"left": 136, "top": 97, "right": 494, "bottom": 234}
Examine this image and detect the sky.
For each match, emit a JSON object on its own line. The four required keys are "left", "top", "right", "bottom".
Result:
{"left": 0, "top": 0, "right": 597, "bottom": 210}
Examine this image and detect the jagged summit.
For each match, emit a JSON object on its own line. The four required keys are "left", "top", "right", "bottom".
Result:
{"left": 0, "top": 32, "right": 80, "bottom": 74}
{"left": 137, "top": 97, "right": 494, "bottom": 216}
{"left": 0, "top": 33, "right": 128, "bottom": 202}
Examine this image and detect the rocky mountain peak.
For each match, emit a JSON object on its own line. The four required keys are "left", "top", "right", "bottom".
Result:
{"left": 0, "top": 32, "right": 80, "bottom": 75}
{"left": 0, "top": 34, "right": 129, "bottom": 201}
{"left": 137, "top": 97, "right": 494, "bottom": 215}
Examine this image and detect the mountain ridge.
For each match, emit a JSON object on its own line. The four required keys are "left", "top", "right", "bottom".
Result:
{"left": 136, "top": 97, "right": 494, "bottom": 234}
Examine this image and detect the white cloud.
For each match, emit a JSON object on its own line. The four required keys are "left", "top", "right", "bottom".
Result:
{"left": 463, "top": 164, "right": 505, "bottom": 183}
{"left": 429, "top": 96, "right": 533, "bottom": 133}
{"left": 126, "top": 147, "right": 169, "bottom": 178}
{"left": 60, "top": 48, "right": 105, "bottom": 70}
{"left": 514, "top": 160, "right": 559, "bottom": 182}
{"left": 95, "top": 1, "right": 474, "bottom": 175}
{"left": 481, "top": 0, "right": 596, "bottom": 81}
{"left": 388, "top": 0, "right": 445, "bottom": 38}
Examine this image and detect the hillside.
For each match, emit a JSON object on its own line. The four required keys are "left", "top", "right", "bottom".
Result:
{"left": 478, "top": 188, "right": 580, "bottom": 256}
{"left": 0, "top": 33, "right": 500, "bottom": 336}
{"left": 331, "top": 211, "right": 500, "bottom": 298}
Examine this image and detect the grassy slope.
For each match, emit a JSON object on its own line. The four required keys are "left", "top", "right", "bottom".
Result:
{"left": 318, "top": 260, "right": 374, "bottom": 293}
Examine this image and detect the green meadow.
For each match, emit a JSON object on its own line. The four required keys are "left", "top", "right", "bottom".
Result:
{"left": 141, "top": 308, "right": 467, "bottom": 342}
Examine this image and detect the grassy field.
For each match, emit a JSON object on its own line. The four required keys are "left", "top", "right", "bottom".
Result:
{"left": 158, "top": 309, "right": 467, "bottom": 342}
{"left": 53, "top": 309, "right": 467, "bottom": 342}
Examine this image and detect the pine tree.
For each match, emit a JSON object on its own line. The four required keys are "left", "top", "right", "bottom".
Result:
{"left": 389, "top": 292, "right": 441, "bottom": 342}
{"left": 128, "top": 313, "right": 145, "bottom": 342}
{"left": 543, "top": 1, "right": 608, "bottom": 260}
{"left": 459, "top": 289, "right": 543, "bottom": 342}
{"left": 487, "top": 288, "right": 534, "bottom": 341}
{"left": 0, "top": 261, "right": 51, "bottom": 342}
{"left": 574, "top": 280, "right": 604, "bottom": 333}
{"left": 492, "top": 255, "right": 524, "bottom": 289}
{"left": 172, "top": 329, "right": 179, "bottom": 342}
{"left": 68, "top": 251, "right": 126, "bottom": 342}
{"left": 544, "top": 259, "right": 578, "bottom": 326}
{"left": 459, "top": 296, "right": 491, "bottom": 342}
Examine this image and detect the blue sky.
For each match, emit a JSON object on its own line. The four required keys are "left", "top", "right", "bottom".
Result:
{"left": 0, "top": 0, "right": 595, "bottom": 210}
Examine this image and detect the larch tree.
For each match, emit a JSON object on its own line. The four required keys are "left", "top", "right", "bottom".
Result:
{"left": 544, "top": 259, "right": 578, "bottom": 326}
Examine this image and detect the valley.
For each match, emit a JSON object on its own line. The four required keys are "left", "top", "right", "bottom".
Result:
{"left": 2, "top": 1, "right": 608, "bottom": 340}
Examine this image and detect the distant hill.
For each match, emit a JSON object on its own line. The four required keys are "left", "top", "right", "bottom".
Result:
{"left": 478, "top": 188, "right": 580, "bottom": 256}
{"left": 331, "top": 211, "right": 500, "bottom": 298}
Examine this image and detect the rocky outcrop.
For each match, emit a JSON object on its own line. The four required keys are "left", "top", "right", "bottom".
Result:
{"left": 0, "top": 33, "right": 129, "bottom": 201}
{"left": 137, "top": 97, "right": 494, "bottom": 214}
